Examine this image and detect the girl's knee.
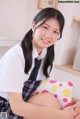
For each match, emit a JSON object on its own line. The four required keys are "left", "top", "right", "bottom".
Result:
{"left": 28, "top": 93, "right": 61, "bottom": 109}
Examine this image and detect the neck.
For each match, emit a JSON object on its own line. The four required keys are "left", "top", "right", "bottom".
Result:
{"left": 32, "top": 41, "right": 42, "bottom": 55}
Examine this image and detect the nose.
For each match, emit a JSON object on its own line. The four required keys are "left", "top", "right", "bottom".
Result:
{"left": 45, "top": 30, "right": 52, "bottom": 39}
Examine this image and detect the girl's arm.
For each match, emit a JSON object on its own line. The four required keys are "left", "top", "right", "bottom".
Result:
{"left": 8, "top": 92, "right": 79, "bottom": 119}
{"left": 8, "top": 92, "right": 65, "bottom": 119}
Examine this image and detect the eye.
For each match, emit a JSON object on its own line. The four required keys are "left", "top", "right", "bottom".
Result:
{"left": 42, "top": 25, "right": 48, "bottom": 30}
{"left": 53, "top": 31, "right": 60, "bottom": 35}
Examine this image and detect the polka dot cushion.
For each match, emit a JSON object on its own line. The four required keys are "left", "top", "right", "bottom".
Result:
{"left": 34, "top": 79, "right": 74, "bottom": 108}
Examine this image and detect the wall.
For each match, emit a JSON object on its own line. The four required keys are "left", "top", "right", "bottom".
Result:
{"left": 0, "top": 0, "right": 40, "bottom": 40}
{"left": 55, "top": 3, "right": 80, "bottom": 65}
{"left": 0, "top": 0, "right": 40, "bottom": 56}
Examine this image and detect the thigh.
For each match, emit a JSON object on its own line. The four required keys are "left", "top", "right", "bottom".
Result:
{"left": 28, "top": 93, "right": 61, "bottom": 109}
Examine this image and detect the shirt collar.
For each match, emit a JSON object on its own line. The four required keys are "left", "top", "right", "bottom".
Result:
{"left": 32, "top": 45, "right": 47, "bottom": 60}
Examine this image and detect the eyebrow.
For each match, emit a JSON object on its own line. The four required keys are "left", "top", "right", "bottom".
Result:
{"left": 44, "top": 23, "right": 60, "bottom": 31}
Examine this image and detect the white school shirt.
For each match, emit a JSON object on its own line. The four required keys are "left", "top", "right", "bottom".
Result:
{"left": 0, "top": 44, "right": 47, "bottom": 100}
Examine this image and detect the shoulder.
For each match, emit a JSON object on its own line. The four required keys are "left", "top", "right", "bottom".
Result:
{"left": 6, "top": 44, "right": 24, "bottom": 58}
{"left": 0, "top": 44, "right": 25, "bottom": 67}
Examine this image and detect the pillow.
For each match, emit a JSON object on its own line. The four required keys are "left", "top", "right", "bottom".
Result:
{"left": 34, "top": 79, "right": 74, "bottom": 108}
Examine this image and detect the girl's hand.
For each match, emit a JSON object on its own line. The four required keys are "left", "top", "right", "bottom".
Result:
{"left": 75, "top": 113, "right": 80, "bottom": 119}
{"left": 74, "top": 103, "right": 80, "bottom": 119}
{"left": 63, "top": 103, "right": 80, "bottom": 119}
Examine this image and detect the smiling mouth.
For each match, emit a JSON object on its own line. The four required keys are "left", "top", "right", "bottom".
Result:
{"left": 41, "top": 38, "right": 50, "bottom": 43}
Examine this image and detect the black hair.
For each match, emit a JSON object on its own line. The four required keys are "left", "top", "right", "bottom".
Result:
{"left": 21, "top": 7, "right": 65, "bottom": 78}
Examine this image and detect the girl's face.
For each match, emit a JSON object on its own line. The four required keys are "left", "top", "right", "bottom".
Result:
{"left": 32, "top": 18, "right": 60, "bottom": 54}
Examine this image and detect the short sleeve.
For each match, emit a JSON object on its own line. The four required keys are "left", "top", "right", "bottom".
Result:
{"left": 0, "top": 49, "right": 25, "bottom": 93}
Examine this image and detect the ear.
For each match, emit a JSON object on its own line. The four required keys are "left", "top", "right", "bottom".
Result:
{"left": 32, "top": 21, "right": 36, "bottom": 32}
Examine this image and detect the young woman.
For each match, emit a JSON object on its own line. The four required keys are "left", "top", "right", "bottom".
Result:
{"left": 0, "top": 8, "right": 80, "bottom": 119}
